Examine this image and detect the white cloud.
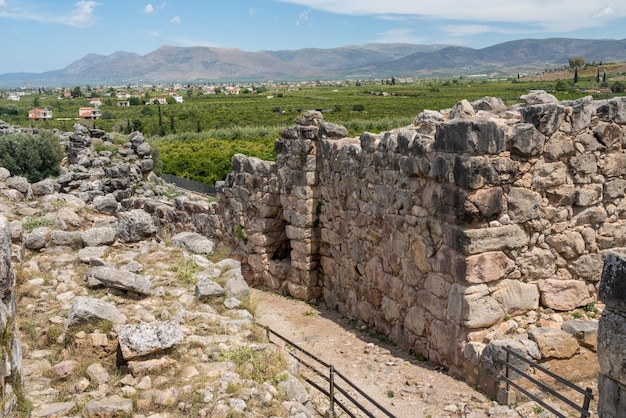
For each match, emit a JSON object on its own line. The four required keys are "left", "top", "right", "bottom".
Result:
{"left": 275, "top": 0, "right": 626, "bottom": 32}
{"left": 0, "top": 0, "right": 99, "bottom": 26}
{"left": 170, "top": 15, "right": 180, "bottom": 23}
{"left": 249, "top": 8, "right": 257, "bottom": 15}
{"left": 65, "top": 1, "right": 100, "bottom": 27}
{"left": 144, "top": 4, "right": 155, "bottom": 14}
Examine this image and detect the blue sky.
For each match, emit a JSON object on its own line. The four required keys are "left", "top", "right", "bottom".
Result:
{"left": 1, "top": 0, "right": 625, "bottom": 74}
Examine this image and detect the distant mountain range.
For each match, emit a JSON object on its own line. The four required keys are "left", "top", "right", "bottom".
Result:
{"left": 1, "top": 38, "right": 625, "bottom": 87}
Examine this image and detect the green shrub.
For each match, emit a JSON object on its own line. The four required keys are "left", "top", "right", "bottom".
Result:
{"left": 0, "top": 130, "right": 63, "bottom": 182}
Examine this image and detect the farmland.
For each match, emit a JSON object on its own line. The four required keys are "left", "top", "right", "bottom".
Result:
{"left": 1, "top": 72, "right": 623, "bottom": 184}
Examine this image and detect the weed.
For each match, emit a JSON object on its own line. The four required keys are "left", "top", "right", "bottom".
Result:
{"left": 533, "top": 406, "right": 544, "bottom": 414}
{"left": 94, "top": 143, "right": 118, "bottom": 153}
{"left": 235, "top": 225, "right": 248, "bottom": 244}
{"left": 218, "top": 345, "right": 287, "bottom": 384}
{"left": 571, "top": 312, "right": 583, "bottom": 319}
{"left": 177, "top": 257, "right": 198, "bottom": 285}
{"left": 387, "top": 390, "right": 395, "bottom": 398}
{"left": 302, "top": 309, "right": 316, "bottom": 317}
{"left": 45, "top": 324, "right": 64, "bottom": 346}
{"left": 50, "top": 198, "right": 68, "bottom": 209}
{"left": 22, "top": 217, "right": 55, "bottom": 232}
{"left": 239, "top": 295, "right": 258, "bottom": 316}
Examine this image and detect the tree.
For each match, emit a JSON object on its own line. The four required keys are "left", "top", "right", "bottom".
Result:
{"left": 573, "top": 67, "right": 579, "bottom": 84}
{"left": 595, "top": 67, "right": 600, "bottom": 83}
{"left": 603, "top": 71, "right": 607, "bottom": 83}
{"left": 568, "top": 57, "right": 586, "bottom": 68}
{"left": 0, "top": 130, "right": 64, "bottom": 182}
{"left": 70, "top": 86, "right": 82, "bottom": 98}
{"left": 610, "top": 81, "right": 625, "bottom": 93}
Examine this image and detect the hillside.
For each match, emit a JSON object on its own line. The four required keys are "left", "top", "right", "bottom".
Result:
{"left": 1, "top": 38, "right": 625, "bottom": 86}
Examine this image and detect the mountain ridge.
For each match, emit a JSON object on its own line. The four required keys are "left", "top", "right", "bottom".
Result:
{"left": 1, "top": 37, "right": 625, "bottom": 87}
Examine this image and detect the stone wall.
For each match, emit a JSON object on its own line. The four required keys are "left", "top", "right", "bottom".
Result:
{"left": 215, "top": 92, "right": 626, "bottom": 390}
{"left": 598, "top": 252, "right": 626, "bottom": 417}
{"left": 0, "top": 215, "right": 22, "bottom": 416}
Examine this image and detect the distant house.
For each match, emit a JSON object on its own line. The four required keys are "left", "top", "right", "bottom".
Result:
{"left": 118, "top": 100, "right": 130, "bottom": 107}
{"left": 173, "top": 95, "right": 184, "bottom": 103}
{"left": 89, "top": 98, "right": 103, "bottom": 107}
{"left": 28, "top": 108, "right": 52, "bottom": 121}
{"left": 79, "top": 107, "right": 101, "bottom": 119}
{"left": 151, "top": 98, "right": 167, "bottom": 105}
{"left": 8, "top": 93, "right": 20, "bottom": 101}
{"left": 116, "top": 93, "right": 131, "bottom": 99}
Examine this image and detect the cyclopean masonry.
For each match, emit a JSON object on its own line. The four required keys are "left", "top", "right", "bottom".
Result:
{"left": 217, "top": 91, "right": 625, "bottom": 398}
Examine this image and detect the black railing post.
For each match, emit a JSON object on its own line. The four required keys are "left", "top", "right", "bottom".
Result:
{"left": 505, "top": 349, "right": 510, "bottom": 396}
{"left": 329, "top": 365, "right": 336, "bottom": 415}
{"left": 581, "top": 388, "right": 592, "bottom": 418}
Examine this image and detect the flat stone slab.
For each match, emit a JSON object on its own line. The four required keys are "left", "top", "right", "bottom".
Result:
{"left": 65, "top": 296, "right": 127, "bottom": 331}
{"left": 171, "top": 231, "right": 215, "bottom": 255}
{"left": 118, "top": 320, "right": 183, "bottom": 360}
{"left": 86, "top": 266, "right": 152, "bottom": 295}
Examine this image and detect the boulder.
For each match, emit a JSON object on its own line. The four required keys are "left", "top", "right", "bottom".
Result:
{"left": 86, "top": 266, "right": 152, "bottom": 295}
{"left": 539, "top": 279, "right": 590, "bottom": 311}
{"left": 117, "top": 209, "right": 156, "bottom": 243}
{"left": 82, "top": 397, "right": 133, "bottom": 418}
{"left": 92, "top": 195, "right": 119, "bottom": 215}
{"left": 65, "top": 296, "right": 127, "bottom": 331}
{"left": 528, "top": 327, "right": 579, "bottom": 359}
{"left": 562, "top": 319, "right": 598, "bottom": 351}
{"left": 510, "top": 123, "right": 546, "bottom": 157}
{"left": 118, "top": 320, "right": 183, "bottom": 360}
{"left": 195, "top": 278, "right": 225, "bottom": 300}
{"left": 31, "top": 178, "right": 59, "bottom": 195}
{"left": 171, "top": 231, "right": 215, "bottom": 255}
{"left": 464, "top": 251, "right": 516, "bottom": 284}
{"left": 81, "top": 227, "right": 117, "bottom": 247}
{"left": 6, "top": 176, "right": 29, "bottom": 194}
{"left": 24, "top": 227, "right": 50, "bottom": 250}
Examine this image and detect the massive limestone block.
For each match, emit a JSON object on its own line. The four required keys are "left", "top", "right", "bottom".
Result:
{"left": 117, "top": 209, "right": 157, "bottom": 243}
{"left": 539, "top": 279, "right": 590, "bottom": 311}
{"left": 595, "top": 97, "right": 626, "bottom": 125}
{"left": 118, "top": 320, "right": 183, "bottom": 360}
{"left": 86, "top": 266, "right": 152, "bottom": 295}
{"left": 510, "top": 123, "right": 546, "bottom": 157}
{"left": 506, "top": 187, "right": 542, "bottom": 223}
{"left": 545, "top": 230, "right": 586, "bottom": 259}
{"left": 447, "top": 284, "right": 504, "bottom": 329}
{"left": 562, "top": 319, "right": 598, "bottom": 351}
{"left": 434, "top": 118, "right": 508, "bottom": 155}
{"left": 81, "top": 227, "right": 117, "bottom": 247}
{"left": 471, "top": 96, "right": 507, "bottom": 114}
{"left": 598, "top": 312, "right": 626, "bottom": 384}
{"left": 448, "top": 224, "right": 528, "bottom": 255}
{"left": 531, "top": 160, "right": 567, "bottom": 191}
{"left": 449, "top": 99, "right": 476, "bottom": 119}
{"left": 65, "top": 296, "right": 127, "bottom": 331}
{"left": 520, "top": 102, "right": 567, "bottom": 136}
{"left": 528, "top": 327, "right": 579, "bottom": 359}
{"left": 600, "top": 252, "right": 626, "bottom": 312}
{"left": 464, "top": 251, "right": 516, "bottom": 284}
{"left": 491, "top": 280, "right": 539, "bottom": 315}
{"left": 171, "top": 231, "right": 215, "bottom": 255}
{"left": 92, "top": 195, "right": 119, "bottom": 215}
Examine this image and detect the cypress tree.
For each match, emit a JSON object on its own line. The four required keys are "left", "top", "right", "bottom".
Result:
{"left": 574, "top": 67, "right": 579, "bottom": 84}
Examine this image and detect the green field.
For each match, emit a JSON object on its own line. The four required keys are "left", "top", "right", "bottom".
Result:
{"left": 1, "top": 74, "right": 623, "bottom": 184}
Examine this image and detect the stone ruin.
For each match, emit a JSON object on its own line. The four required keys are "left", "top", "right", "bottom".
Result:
{"left": 2, "top": 91, "right": 626, "bottom": 412}
{"left": 215, "top": 91, "right": 626, "bottom": 402}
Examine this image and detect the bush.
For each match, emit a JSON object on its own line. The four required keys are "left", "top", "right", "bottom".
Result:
{"left": 610, "top": 81, "right": 625, "bottom": 93}
{"left": 0, "top": 130, "right": 64, "bottom": 182}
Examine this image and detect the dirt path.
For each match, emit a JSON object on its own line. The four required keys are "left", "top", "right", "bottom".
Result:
{"left": 251, "top": 288, "right": 504, "bottom": 418}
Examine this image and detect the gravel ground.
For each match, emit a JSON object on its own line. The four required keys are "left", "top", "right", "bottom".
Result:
{"left": 252, "top": 289, "right": 521, "bottom": 418}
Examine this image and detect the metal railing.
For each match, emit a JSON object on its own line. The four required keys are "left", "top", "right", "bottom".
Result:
{"left": 498, "top": 346, "right": 594, "bottom": 418}
{"left": 258, "top": 323, "right": 397, "bottom": 418}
